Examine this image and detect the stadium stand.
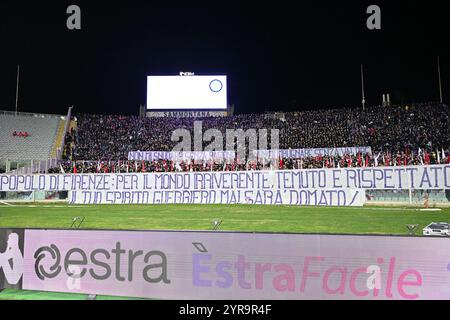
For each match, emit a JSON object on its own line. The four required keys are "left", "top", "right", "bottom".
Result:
{"left": 0, "top": 109, "right": 75, "bottom": 174}
{"left": 2, "top": 103, "right": 449, "bottom": 206}
{"left": 0, "top": 112, "right": 63, "bottom": 161}
{"left": 66, "top": 103, "right": 449, "bottom": 161}
{"left": 46, "top": 102, "right": 449, "bottom": 173}
{"left": 1, "top": 103, "right": 448, "bottom": 174}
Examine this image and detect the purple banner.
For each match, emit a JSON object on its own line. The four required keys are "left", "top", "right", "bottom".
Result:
{"left": 23, "top": 229, "right": 450, "bottom": 300}
{"left": 255, "top": 147, "right": 372, "bottom": 159}
{"left": 128, "top": 150, "right": 235, "bottom": 161}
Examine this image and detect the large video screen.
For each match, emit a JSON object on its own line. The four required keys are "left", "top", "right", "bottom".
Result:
{"left": 147, "top": 75, "right": 227, "bottom": 110}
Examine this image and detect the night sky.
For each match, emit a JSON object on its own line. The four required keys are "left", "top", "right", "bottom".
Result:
{"left": 0, "top": 0, "right": 448, "bottom": 115}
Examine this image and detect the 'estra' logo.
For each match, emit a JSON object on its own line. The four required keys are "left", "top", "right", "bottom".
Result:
{"left": 33, "top": 242, "right": 171, "bottom": 284}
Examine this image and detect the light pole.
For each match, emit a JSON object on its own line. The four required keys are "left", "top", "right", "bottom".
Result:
{"left": 15, "top": 64, "right": 20, "bottom": 116}
{"left": 361, "top": 64, "right": 366, "bottom": 111}
{"left": 437, "top": 56, "right": 443, "bottom": 103}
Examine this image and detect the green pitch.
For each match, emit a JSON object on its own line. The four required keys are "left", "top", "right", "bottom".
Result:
{"left": 0, "top": 289, "right": 147, "bottom": 300}
{"left": 0, "top": 203, "right": 449, "bottom": 235}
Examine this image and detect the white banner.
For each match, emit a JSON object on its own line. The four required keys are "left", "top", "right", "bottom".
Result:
{"left": 128, "top": 150, "right": 235, "bottom": 161}
{"left": 1, "top": 165, "right": 449, "bottom": 205}
{"left": 67, "top": 188, "right": 365, "bottom": 206}
{"left": 1, "top": 165, "right": 448, "bottom": 192}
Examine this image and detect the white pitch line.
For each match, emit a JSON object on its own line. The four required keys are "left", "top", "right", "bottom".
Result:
{"left": 282, "top": 206, "right": 431, "bottom": 211}
{"left": 0, "top": 204, "right": 88, "bottom": 208}
{"left": 350, "top": 207, "right": 417, "bottom": 211}
{"left": 0, "top": 200, "right": 15, "bottom": 206}
{"left": 348, "top": 207, "right": 444, "bottom": 212}
{"left": 41, "top": 205, "right": 88, "bottom": 208}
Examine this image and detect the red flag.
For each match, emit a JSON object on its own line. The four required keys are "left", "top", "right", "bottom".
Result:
{"left": 279, "top": 158, "right": 283, "bottom": 169}
{"left": 424, "top": 151, "right": 430, "bottom": 165}
{"left": 347, "top": 155, "right": 352, "bottom": 168}
{"left": 73, "top": 162, "right": 77, "bottom": 174}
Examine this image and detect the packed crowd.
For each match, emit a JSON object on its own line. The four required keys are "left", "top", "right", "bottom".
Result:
{"left": 52, "top": 102, "right": 449, "bottom": 173}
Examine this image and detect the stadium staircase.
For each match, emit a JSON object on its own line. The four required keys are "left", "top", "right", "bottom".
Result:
{"left": 50, "top": 119, "right": 67, "bottom": 159}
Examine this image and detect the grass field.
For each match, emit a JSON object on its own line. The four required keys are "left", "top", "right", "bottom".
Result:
{"left": 0, "top": 289, "right": 148, "bottom": 300}
{"left": 1, "top": 203, "right": 449, "bottom": 235}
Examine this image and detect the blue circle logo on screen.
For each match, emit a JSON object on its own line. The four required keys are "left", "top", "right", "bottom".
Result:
{"left": 209, "top": 79, "right": 223, "bottom": 93}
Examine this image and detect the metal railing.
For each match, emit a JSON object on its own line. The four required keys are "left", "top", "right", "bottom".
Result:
{"left": 0, "top": 109, "right": 65, "bottom": 119}
{"left": 4, "top": 159, "right": 59, "bottom": 174}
